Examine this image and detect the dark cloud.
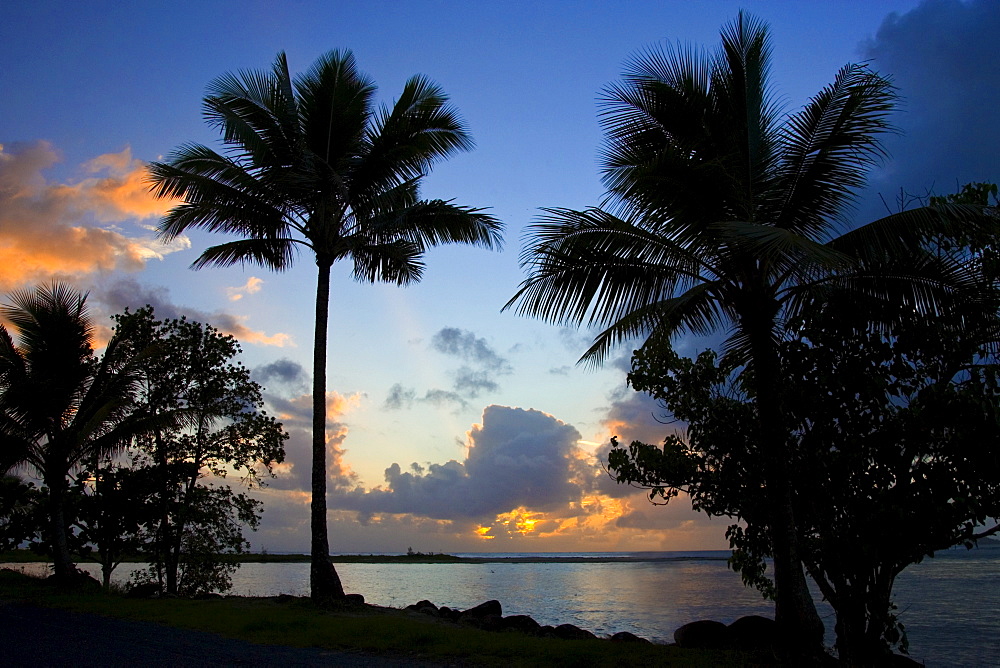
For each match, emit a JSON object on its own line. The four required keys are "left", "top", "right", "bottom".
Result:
{"left": 855, "top": 0, "right": 1000, "bottom": 223}
{"left": 453, "top": 367, "right": 499, "bottom": 397}
{"left": 253, "top": 359, "right": 309, "bottom": 394}
{"left": 420, "top": 389, "right": 468, "bottom": 410}
{"left": 330, "top": 405, "right": 589, "bottom": 520}
{"left": 383, "top": 385, "right": 468, "bottom": 411}
{"left": 387, "top": 326, "right": 514, "bottom": 406}
{"left": 431, "top": 327, "right": 512, "bottom": 372}
{"left": 384, "top": 383, "right": 416, "bottom": 410}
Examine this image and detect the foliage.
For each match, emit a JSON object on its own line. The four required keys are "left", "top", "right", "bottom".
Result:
{"left": 608, "top": 283, "right": 1000, "bottom": 662}
{"left": 117, "top": 307, "right": 286, "bottom": 595}
{"left": 149, "top": 49, "right": 503, "bottom": 600}
{"left": 507, "top": 11, "right": 997, "bottom": 647}
{"left": 0, "top": 476, "right": 43, "bottom": 552}
{"left": 0, "top": 284, "right": 153, "bottom": 584}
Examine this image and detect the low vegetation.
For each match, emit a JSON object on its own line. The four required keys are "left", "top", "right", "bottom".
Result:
{"left": 0, "top": 569, "right": 769, "bottom": 667}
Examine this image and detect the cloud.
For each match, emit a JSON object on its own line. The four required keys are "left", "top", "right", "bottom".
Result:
{"left": 94, "top": 277, "right": 292, "bottom": 348}
{"left": 331, "top": 405, "right": 589, "bottom": 519}
{"left": 431, "top": 327, "right": 512, "bottom": 372}
{"left": 253, "top": 358, "right": 309, "bottom": 395}
{"left": 856, "top": 0, "right": 1000, "bottom": 222}
{"left": 263, "top": 389, "right": 364, "bottom": 493}
{"left": 227, "top": 276, "right": 264, "bottom": 301}
{"left": 384, "top": 383, "right": 416, "bottom": 410}
{"left": 0, "top": 142, "right": 187, "bottom": 291}
{"left": 383, "top": 385, "right": 468, "bottom": 411}
{"left": 452, "top": 367, "right": 499, "bottom": 397}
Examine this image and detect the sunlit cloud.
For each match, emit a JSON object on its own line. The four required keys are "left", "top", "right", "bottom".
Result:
{"left": 94, "top": 277, "right": 292, "bottom": 349}
{"left": 226, "top": 276, "right": 264, "bottom": 301}
{"left": 0, "top": 141, "right": 186, "bottom": 292}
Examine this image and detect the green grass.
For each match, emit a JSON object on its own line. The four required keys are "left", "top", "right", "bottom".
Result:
{"left": 0, "top": 568, "right": 776, "bottom": 666}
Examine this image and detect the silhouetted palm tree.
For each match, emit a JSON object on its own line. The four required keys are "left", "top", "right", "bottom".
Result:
{"left": 149, "top": 51, "right": 503, "bottom": 600}
{"left": 0, "top": 284, "right": 148, "bottom": 585}
{"left": 506, "top": 13, "right": 992, "bottom": 648}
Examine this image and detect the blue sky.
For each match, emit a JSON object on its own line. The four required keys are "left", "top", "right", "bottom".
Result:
{"left": 1, "top": 0, "right": 996, "bottom": 554}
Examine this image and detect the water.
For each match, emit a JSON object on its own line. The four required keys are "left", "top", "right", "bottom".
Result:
{"left": 5, "top": 548, "right": 997, "bottom": 667}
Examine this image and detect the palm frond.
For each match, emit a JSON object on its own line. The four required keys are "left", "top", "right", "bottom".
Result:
{"left": 775, "top": 63, "right": 897, "bottom": 236}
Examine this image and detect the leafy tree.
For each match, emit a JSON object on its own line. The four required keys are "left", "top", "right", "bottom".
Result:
{"left": 506, "top": 13, "right": 994, "bottom": 646}
{"left": 71, "top": 457, "right": 154, "bottom": 589}
{"left": 0, "top": 475, "right": 43, "bottom": 552}
{"left": 609, "top": 283, "right": 1000, "bottom": 664}
{"left": 149, "top": 50, "right": 503, "bottom": 600}
{"left": 120, "top": 308, "right": 286, "bottom": 595}
{"left": 0, "top": 284, "right": 152, "bottom": 585}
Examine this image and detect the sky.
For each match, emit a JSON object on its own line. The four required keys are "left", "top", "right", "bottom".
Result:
{"left": 1, "top": 0, "right": 997, "bottom": 555}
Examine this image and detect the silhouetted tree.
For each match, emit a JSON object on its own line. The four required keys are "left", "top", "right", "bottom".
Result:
{"left": 149, "top": 50, "right": 503, "bottom": 600}
{"left": 508, "top": 14, "right": 995, "bottom": 648}
{"left": 0, "top": 284, "right": 152, "bottom": 586}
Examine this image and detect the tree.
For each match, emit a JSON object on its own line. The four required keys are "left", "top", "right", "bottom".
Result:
{"left": 505, "top": 13, "right": 993, "bottom": 648}
{"left": 0, "top": 284, "right": 151, "bottom": 586}
{"left": 71, "top": 457, "right": 152, "bottom": 589}
{"left": 609, "top": 283, "right": 1000, "bottom": 664}
{"left": 149, "top": 50, "right": 503, "bottom": 600}
{"left": 121, "top": 308, "right": 286, "bottom": 595}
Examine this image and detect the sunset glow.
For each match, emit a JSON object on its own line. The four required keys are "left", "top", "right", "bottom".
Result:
{"left": 2, "top": 0, "right": 992, "bottom": 555}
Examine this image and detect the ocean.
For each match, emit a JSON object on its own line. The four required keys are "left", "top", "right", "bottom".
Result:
{"left": 5, "top": 546, "right": 997, "bottom": 667}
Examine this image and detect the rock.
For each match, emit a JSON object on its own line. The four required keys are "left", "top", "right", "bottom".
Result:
{"left": 553, "top": 623, "right": 598, "bottom": 640}
{"left": 609, "top": 631, "right": 650, "bottom": 643}
{"left": 500, "top": 614, "right": 542, "bottom": 635}
{"left": 727, "top": 615, "right": 778, "bottom": 650}
{"left": 460, "top": 599, "right": 502, "bottom": 618}
{"left": 407, "top": 599, "right": 438, "bottom": 615}
{"left": 674, "top": 619, "right": 732, "bottom": 649}
{"left": 461, "top": 614, "right": 504, "bottom": 632}
{"left": 126, "top": 582, "right": 161, "bottom": 599}
{"left": 195, "top": 593, "right": 223, "bottom": 600}
{"left": 438, "top": 606, "right": 461, "bottom": 621}
{"left": 344, "top": 593, "right": 365, "bottom": 605}
{"left": 539, "top": 625, "right": 557, "bottom": 638}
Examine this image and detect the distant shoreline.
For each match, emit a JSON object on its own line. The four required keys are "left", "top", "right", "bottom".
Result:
{"left": 0, "top": 550, "right": 731, "bottom": 565}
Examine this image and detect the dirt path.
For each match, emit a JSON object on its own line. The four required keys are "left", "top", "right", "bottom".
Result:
{"left": 0, "top": 600, "right": 442, "bottom": 667}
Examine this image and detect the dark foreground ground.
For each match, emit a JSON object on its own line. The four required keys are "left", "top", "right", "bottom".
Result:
{"left": 0, "top": 600, "right": 441, "bottom": 667}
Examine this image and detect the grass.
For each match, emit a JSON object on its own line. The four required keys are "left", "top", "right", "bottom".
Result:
{"left": 0, "top": 568, "right": 776, "bottom": 667}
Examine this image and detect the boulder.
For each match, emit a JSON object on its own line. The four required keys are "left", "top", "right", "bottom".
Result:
{"left": 461, "top": 614, "right": 504, "bottom": 632}
{"left": 460, "top": 599, "right": 502, "bottom": 618}
{"left": 674, "top": 619, "right": 732, "bottom": 649}
{"left": 500, "top": 614, "right": 542, "bottom": 635}
{"left": 126, "top": 582, "right": 161, "bottom": 599}
{"left": 407, "top": 599, "right": 438, "bottom": 615}
{"left": 438, "top": 606, "right": 461, "bottom": 621}
{"left": 553, "top": 623, "right": 598, "bottom": 640}
{"left": 609, "top": 631, "right": 650, "bottom": 643}
{"left": 727, "top": 615, "right": 778, "bottom": 650}
{"left": 344, "top": 593, "right": 365, "bottom": 606}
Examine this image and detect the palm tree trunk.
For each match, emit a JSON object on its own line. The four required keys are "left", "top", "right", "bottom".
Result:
{"left": 47, "top": 473, "right": 76, "bottom": 585}
{"left": 748, "top": 321, "right": 825, "bottom": 652}
{"left": 311, "top": 258, "right": 346, "bottom": 601}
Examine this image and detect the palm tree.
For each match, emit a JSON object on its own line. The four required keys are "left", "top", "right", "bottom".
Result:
{"left": 505, "top": 13, "right": 993, "bottom": 648}
{"left": 149, "top": 51, "right": 503, "bottom": 600}
{"left": 0, "top": 284, "right": 148, "bottom": 585}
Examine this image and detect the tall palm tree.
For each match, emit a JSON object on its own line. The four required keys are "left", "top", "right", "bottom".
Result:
{"left": 0, "top": 284, "right": 148, "bottom": 585}
{"left": 149, "top": 51, "right": 503, "bottom": 600}
{"left": 506, "top": 13, "right": 993, "bottom": 648}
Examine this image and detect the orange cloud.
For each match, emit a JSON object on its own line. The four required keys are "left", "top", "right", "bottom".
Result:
{"left": 227, "top": 276, "right": 264, "bottom": 301}
{"left": 0, "top": 141, "right": 187, "bottom": 292}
